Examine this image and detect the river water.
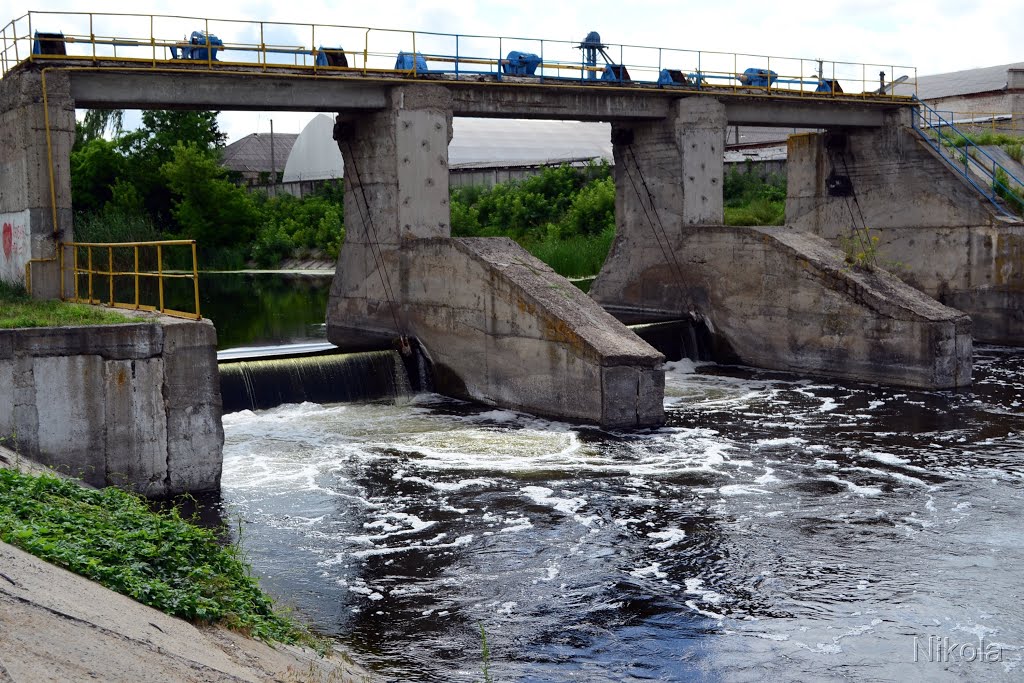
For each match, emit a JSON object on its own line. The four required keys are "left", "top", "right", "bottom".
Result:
{"left": 216, "top": 294, "right": 1024, "bottom": 683}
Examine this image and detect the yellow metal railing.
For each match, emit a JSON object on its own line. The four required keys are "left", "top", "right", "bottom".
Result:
{"left": 61, "top": 240, "right": 201, "bottom": 320}
{"left": 0, "top": 10, "right": 918, "bottom": 101}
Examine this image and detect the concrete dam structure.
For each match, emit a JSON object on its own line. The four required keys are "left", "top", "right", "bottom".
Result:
{"left": 0, "top": 22, "right": 1004, "bottom": 430}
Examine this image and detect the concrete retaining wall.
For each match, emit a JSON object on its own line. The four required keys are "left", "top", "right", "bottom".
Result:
{"left": 592, "top": 225, "right": 972, "bottom": 388}
{"left": 786, "top": 120, "right": 1024, "bottom": 345}
{"left": 0, "top": 317, "right": 224, "bottom": 496}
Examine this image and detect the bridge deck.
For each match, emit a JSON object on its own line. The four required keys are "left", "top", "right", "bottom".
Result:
{"left": 13, "top": 58, "right": 913, "bottom": 127}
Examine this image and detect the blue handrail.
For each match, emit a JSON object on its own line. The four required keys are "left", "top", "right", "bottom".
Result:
{"left": 911, "top": 96, "right": 1024, "bottom": 218}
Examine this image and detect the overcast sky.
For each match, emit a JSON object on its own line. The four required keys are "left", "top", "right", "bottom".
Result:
{"left": 2, "top": 0, "right": 1019, "bottom": 143}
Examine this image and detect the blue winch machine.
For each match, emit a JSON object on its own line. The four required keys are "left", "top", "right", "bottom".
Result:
{"left": 170, "top": 31, "right": 223, "bottom": 60}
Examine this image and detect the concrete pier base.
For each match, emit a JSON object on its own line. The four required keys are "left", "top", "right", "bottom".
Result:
{"left": 591, "top": 99, "right": 971, "bottom": 389}
{"left": 786, "top": 116, "right": 1024, "bottom": 345}
{"left": 326, "top": 86, "right": 665, "bottom": 427}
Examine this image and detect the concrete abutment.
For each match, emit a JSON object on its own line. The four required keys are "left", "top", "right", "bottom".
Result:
{"left": 0, "top": 317, "right": 224, "bottom": 496}
{"left": 0, "top": 68, "right": 74, "bottom": 298}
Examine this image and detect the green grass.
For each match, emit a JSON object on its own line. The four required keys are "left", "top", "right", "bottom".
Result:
{"left": 0, "top": 469, "right": 323, "bottom": 649}
{"left": 724, "top": 198, "right": 786, "bottom": 226}
{"left": 523, "top": 227, "right": 616, "bottom": 278}
{"left": 945, "top": 131, "right": 1024, "bottom": 164}
{"left": 0, "top": 281, "right": 139, "bottom": 328}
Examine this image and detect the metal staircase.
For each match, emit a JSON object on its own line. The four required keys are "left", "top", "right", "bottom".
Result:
{"left": 911, "top": 96, "right": 1024, "bottom": 219}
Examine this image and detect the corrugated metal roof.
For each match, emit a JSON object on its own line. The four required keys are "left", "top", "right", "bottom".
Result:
{"left": 896, "top": 62, "right": 1024, "bottom": 100}
{"left": 221, "top": 132, "right": 298, "bottom": 174}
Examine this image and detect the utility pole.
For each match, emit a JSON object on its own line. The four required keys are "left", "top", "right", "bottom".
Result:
{"left": 269, "top": 119, "right": 276, "bottom": 197}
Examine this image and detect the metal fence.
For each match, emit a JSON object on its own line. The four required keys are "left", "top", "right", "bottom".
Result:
{"left": 62, "top": 239, "right": 202, "bottom": 320}
{"left": 0, "top": 10, "right": 917, "bottom": 100}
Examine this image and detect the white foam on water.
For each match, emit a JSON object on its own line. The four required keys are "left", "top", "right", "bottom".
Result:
{"left": 685, "top": 600, "right": 727, "bottom": 620}
{"left": 631, "top": 563, "right": 668, "bottom": 579}
{"left": 664, "top": 358, "right": 699, "bottom": 375}
{"left": 647, "top": 528, "right": 687, "bottom": 549}
{"left": 499, "top": 517, "right": 534, "bottom": 533}
{"left": 349, "top": 534, "right": 474, "bottom": 559}
{"left": 817, "top": 398, "right": 839, "bottom": 413}
{"left": 684, "top": 578, "right": 726, "bottom": 605}
{"left": 521, "top": 486, "right": 588, "bottom": 520}
{"left": 866, "top": 451, "right": 908, "bottom": 466}
{"left": 347, "top": 512, "right": 437, "bottom": 545}
{"left": 474, "top": 410, "right": 522, "bottom": 423}
{"left": 718, "top": 484, "right": 771, "bottom": 496}
{"left": 825, "top": 475, "right": 883, "bottom": 497}
{"left": 846, "top": 466, "right": 932, "bottom": 489}
{"left": 757, "top": 437, "right": 807, "bottom": 448}
{"left": 395, "top": 475, "right": 494, "bottom": 492}
{"left": 755, "top": 468, "right": 780, "bottom": 485}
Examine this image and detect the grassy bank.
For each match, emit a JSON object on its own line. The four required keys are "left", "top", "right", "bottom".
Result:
{"left": 0, "top": 281, "right": 139, "bottom": 328}
{"left": 0, "top": 468, "right": 322, "bottom": 649}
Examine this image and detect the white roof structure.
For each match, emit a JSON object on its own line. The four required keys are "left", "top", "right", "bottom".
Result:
{"left": 282, "top": 114, "right": 613, "bottom": 182}
{"left": 282, "top": 115, "right": 343, "bottom": 183}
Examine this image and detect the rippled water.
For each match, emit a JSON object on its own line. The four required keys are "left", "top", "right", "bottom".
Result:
{"left": 221, "top": 347, "right": 1024, "bottom": 682}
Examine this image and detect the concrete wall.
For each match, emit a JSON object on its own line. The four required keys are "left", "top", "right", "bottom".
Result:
{"left": 786, "top": 120, "right": 1024, "bottom": 345}
{"left": 0, "top": 317, "right": 224, "bottom": 496}
{"left": 0, "top": 69, "right": 74, "bottom": 298}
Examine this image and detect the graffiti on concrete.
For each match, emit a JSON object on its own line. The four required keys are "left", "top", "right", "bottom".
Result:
{"left": 0, "top": 211, "right": 31, "bottom": 281}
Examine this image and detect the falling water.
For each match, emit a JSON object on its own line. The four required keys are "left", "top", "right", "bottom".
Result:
{"left": 219, "top": 350, "right": 412, "bottom": 413}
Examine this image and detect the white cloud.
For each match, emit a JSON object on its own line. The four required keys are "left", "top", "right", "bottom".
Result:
{"left": 2, "top": 1, "right": 1019, "bottom": 142}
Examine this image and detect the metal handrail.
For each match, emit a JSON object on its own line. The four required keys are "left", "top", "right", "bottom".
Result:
{"left": 911, "top": 96, "right": 1024, "bottom": 218}
{"left": 0, "top": 10, "right": 918, "bottom": 101}
{"left": 61, "top": 239, "right": 202, "bottom": 320}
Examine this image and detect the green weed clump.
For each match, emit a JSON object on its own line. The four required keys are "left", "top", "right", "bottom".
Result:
{"left": 0, "top": 469, "right": 320, "bottom": 649}
{"left": 993, "top": 168, "right": 1024, "bottom": 215}
{"left": 722, "top": 168, "right": 786, "bottom": 226}
{"left": 0, "top": 282, "right": 138, "bottom": 328}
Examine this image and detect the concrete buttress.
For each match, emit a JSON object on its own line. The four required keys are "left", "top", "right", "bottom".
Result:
{"left": 326, "top": 86, "right": 666, "bottom": 427}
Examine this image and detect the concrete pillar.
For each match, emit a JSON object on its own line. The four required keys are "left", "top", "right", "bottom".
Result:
{"left": 326, "top": 86, "right": 666, "bottom": 427}
{"left": 786, "top": 112, "right": 1024, "bottom": 345}
{"left": 329, "top": 86, "right": 453, "bottom": 349}
{"left": 591, "top": 98, "right": 725, "bottom": 316}
{"left": 0, "top": 69, "right": 74, "bottom": 298}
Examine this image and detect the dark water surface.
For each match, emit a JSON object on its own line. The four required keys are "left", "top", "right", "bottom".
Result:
{"left": 197, "top": 271, "right": 332, "bottom": 349}
{"left": 219, "top": 339, "right": 1024, "bottom": 681}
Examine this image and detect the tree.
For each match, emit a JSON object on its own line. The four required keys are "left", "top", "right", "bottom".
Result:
{"left": 74, "top": 109, "right": 124, "bottom": 150}
{"left": 118, "top": 111, "right": 226, "bottom": 226}
{"left": 70, "top": 137, "right": 126, "bottom": 213}
{"left": 161, "top": 142, "right": 258, "bottom": 248}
